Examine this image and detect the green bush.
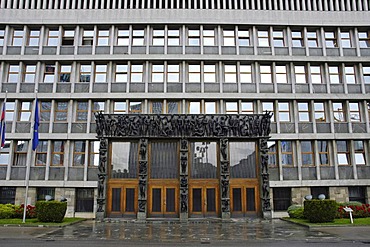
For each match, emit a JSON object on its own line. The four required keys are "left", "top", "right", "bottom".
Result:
{"left": 304, "top": 199, "right": 337, "bottom": 223}
{"left": 287, "top": 205, "right": 305, "bottom": 219}
{"left": 0, "top": 204, "right": 15, "bottom": 219}
{"left": 36, "top": 201, "right": 67, "bottom": 223}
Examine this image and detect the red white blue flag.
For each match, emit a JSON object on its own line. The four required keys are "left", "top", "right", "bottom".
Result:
{"left": 0, "top": 99, "right": 6, "bottom": 148}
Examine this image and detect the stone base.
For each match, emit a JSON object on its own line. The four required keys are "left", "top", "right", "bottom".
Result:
{"left": 180, "top": 212, "right": 188, "bottom": 222}
{"left": 96, "top": 211, "right": 105, "bottom": 221}
{"left": 221, "top": 212, "right": 230, "bottom": 220}
{"left": 262, "top": 211, "right": 272, "bottom": 220}
{"left": 137, "top": 212, "right": 146, "bottom": 221}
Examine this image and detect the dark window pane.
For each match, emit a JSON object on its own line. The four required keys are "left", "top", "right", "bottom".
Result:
{"left": 36, "top": 187, "right": 55, "bottom": 201}
{"left": 112, "top": 188, "right": 121, "bottom": 212}
{"left": 0, "top": 187, "right": 16, "bottom": 204}
{"left": 166, "top": 188, "right": 176, "bottom": 212}
{"left": 246, "top": 188, "right": 256, "bottom": 211}
{"left": 75, "top": 188, "right": 94, "bottom": 212}
{"left": 348, "top": 186, "right": 366, "bottom": 204}
{"left": 273, "top": 188, "right": 291, "bottom": 211}
{"left": 192, "top": 188, "right": 202, "bottom": 212}
{"left": 206, "top": 188, "right": 216, "bottom": 212}
{"left": 311, "top": 187, "right": 329, "bottom": 200}
{"left": 152, "top": 188, "right": 162, "bottom": 212}
{"left": 125, "top": 188, "right": 135, "bottom": 212}
{"left": 232, "top": 188, "right": 242, "bottom": 211}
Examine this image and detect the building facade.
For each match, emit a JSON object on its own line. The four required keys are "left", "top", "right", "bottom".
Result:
{"left": 0, "top": 0, "right": 369, "bottom": 219}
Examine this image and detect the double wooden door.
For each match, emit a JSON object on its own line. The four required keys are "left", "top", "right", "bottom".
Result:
{"left": 189, "top": 180, "right": 219, "bottom": 217}
{"left": 148, "top": 180, "right": 179, "bottom": 218}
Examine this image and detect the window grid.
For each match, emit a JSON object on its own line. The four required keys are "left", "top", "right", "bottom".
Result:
{"left": 51, "top": 141, "right": 64, "bottom": 166}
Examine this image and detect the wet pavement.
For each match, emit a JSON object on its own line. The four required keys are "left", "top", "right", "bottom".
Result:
{"left": 1, "top": 219, "right": 370, "bottom": 246}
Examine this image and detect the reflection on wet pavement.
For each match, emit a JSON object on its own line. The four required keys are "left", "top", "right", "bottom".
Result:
{"left": 41, "top": 219, "right": 338, "bottom": 242}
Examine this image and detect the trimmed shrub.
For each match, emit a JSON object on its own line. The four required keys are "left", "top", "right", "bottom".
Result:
{"left": 36, "top": 201, "right": 67, "bottom": 223}
{"left": 0, "top": 204, "right": 15, "bottom": 219}
{"left": 287, "top": 205, "right": 305, "bottom": 219}
{"left": 304, "top": 199, "right": 337, "bottom": 223}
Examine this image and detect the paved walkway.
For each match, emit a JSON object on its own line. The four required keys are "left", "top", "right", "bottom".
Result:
{"left": 0, "top": 219, "right": 369, "bottom": 245}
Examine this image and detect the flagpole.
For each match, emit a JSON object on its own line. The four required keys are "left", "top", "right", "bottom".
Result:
{"left": 23, "top": 90, "right": 38, "bottom": 223}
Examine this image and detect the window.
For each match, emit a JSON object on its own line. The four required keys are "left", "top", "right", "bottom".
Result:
{"left": 168, "top": 29, "right": 180, "bottom": 46}
{"left": 262, "top": 102, "right": 275, "bottom": 121}
{"left": 40, "top": 101, "right": 51, "bottom": 122}
{"left": 129, "top": 101, "right": 142, "bottom": 114}
{"left": 267, "top": 141, "right": 277, "bottom": 167}
{"left": 28, "top": 30, "right": 40, "bottom": 46}
{"left": 62, "top": 30, "right": 75, "bottom": 46}
{"left": 0, "top": 30, "right": 4, "bottom": 46}
{"left": 358, "top": 31, "right": 370, "bottom": 48}
{"left": 223, "top": 30, "right": 235, "bottom": 46}
{"left": 8, "top": 65, "right": 20, "bottom": 83}
{"left": 238, "top": 30, "right": 250, "bottom": 46}
{"left": 278, "top": 102, "right": 290, "bottom": 122}
{"left": 349, "top": 102, "right": 360, "bottom": 122}
{"left": 0, "top": 141, "right": 11, "bottom": 166}
{"left": 80, "top": 65, "right": 91, "bottom": 82}
{"left": 19, "top": 102, "right": 32, "bottom": 121}
{"left": 348, "top": 187, "right": 366, "bottom": 204}
{"left": 152, "top": 30, "right": 164, "bottom": 45}
{"left": 291, "top": 31, "right": 303, "bottom": 47}
{"left": 36, "top": 187, "right": 55, "bottom": 201}
{"left": 51, "top": 141, "right": 64, "bottom": 166}
{"left": 301, "top": 141, "right": 314, "bottom": 166}
{"left": 344, "top": 66, "right": 356, "bottom": 84}
{"left": 310, "top": 66, "right": 322, "bottom": 84}
{"left": 113, "top": 102, "right": 126, "bottom": 114}
{"left": 205, "top": 102, "right": 216, "bottom": 114}
{"left": 44, "top": 65, "right": 55, "bottom": 82}
{"left": 204, "top": 65, "right": 216, "bottom": 83}
{"left": 132, "top": 30, "right": 144, "bottom": 45}
{"left": 91, "top": 102, "right": 105, "bottom": 121}
{"left": 89, "top": 141, "right": 99, "bottom": 166}
{"left": 257, "top": 31, "right": 269, "bottom": 46}
{"left": 281, "top": 141, "right": 293, "bottom": 166}
{"left": 115, "top": 64, "right": 128, "bottom": 82}
{"left": 189, "top": 102, "right": 200, "bottom": 114}
{"left": 12, "top": 30, "right": 24, "bottom": 46}
{"left": 354, "top": 140, "right": 365, "bottom": 165}
{"left": 76, "top": 102, "right": 88, "bottom": 122}
{"left": 325, "top": 31, "right": 337, "bottom": 48}
{"left": 294, "top": 65, "right": 306, "bottom": 83}
{"left": 150, "top": 101, "right": 163, "bottom": 114}
{"left": 188, "top": 30, "right": 200, "bottom": 46}
{"left": 275, "top": 65, "right": 287, "bottom": 83}
{"left": 241, "top": 102, "right": 254, "bottom": 114}
{"left": 225, "top": 102, "right": 238, "bottom": 114}
{"left": 240, "top": 65, "right": 252, "bottom": 83}
{"left": 340, "top": 31, "right": 351, "bottom": 48}
{"left": 0, "top": 187, "right": 16, "bottom": 204}
{"left": 224, "top": 65, "right": 237, "bottom": 83}
{"left": 167, "top": 101, "right": 180, "bottom": 114}
{"left": 260, "top": 65, "right": 272, "bottom": 83}
{"left": 307, "top": 31, "right": 318, "bottom": 47}
{"left": 337, "top": 140, "right": 350, "bottom": 165}
{"left": 189, "top": 64, "right": 201, "bottom": 83}
{"left": 151, "top": 64, "right": 164, "bottom": 82}
{"left": 328, "top": 66, "right": 340, "bottom": 84}
{"left": 5, "top": 102, "right": 15, "bottom": 121}
{"left": 59, "top": 65, "right": 71, "bottom": 82}
{"left": 35, "top": 141, "right": 48, "bottom": 166}
{"left": 47, "top": 30, "right": 59, "bottom": 46}
{"left": 314, "top": 102, "right": 325, "bottom": 121}
{"left": 332, "top": 102, "right": 345, "bottom": 122}
{"left": 82, "top": 30, "right": 94, "bottom": 45}
{"left": 272, "top": 31, "right": 284, "bottom": 47}
{"left": 75, "top": 188, "right": 94, "bottom": 212}
{"left": 73, "top": 141, "right": 86, "bottom": 166}
{"left": 23, "top": 65, "right": 36, "bottom": 83}
{"left": 97, "top": 30, "right": 109, "bottom": 46}
{"left": 273, "top": 188, "right": 291, "bottom": 211}
{"left": 311, "top": 187, "right": 329, "bottom": 199}
{"left": 298, "top": 102, "right": 310, "bottom": 122}
{"left": 167, "top": 64, "right": 180, "bottom": 82}
{"left": 130, "top": 64, "right": 143, "bottom": 82}
{"left": 13, "top": 141, "right": 28, "bottom": 166}
{"left": 55, "top": 101, "right": 68, "bottom": 122}
{"left": 117, "top": 29, "right": 129, "bottom": 45}
{"left": 318, "top": 140, "right": 329, "bottom": 165}
{"left": 94, "top": 65, "right": 107, "bottom": 83}
{"left": 363, "top": 66, "right": 370, "bottom": 83}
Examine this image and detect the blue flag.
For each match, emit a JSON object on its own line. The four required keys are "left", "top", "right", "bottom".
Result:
{"left": 32, "top": 98, "right": 39, "bottom": 151}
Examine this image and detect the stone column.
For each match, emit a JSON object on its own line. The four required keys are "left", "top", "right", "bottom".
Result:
{"left": 220, "top": 138, "right": 230, "bottom": 220}
{"left": 137, "top": 138, "right": 148, "bottom": 221}
{"left": 179, "top": 138, "right": 189, "bottom": 221}
{"left": 96, "top": 138, "right": 108, "bottom": 220}
{"left": 260, "top": 138, "right": 272, "bottom": 219}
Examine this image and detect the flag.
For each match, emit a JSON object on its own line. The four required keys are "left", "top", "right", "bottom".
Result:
{"left": 32, "top": 98, "right": 39, "bottom": 151}
{"left": 0, "top": 100, "right": 5, "bottom": 148}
